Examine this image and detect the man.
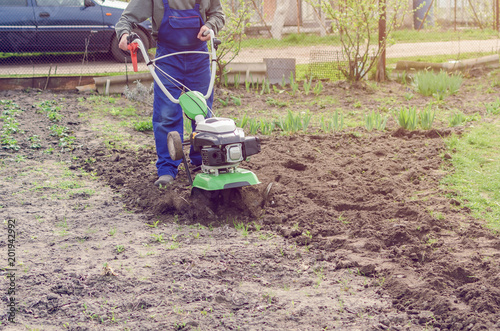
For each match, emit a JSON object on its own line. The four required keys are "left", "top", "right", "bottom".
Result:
{"left": 115, "top": 0, "right": 225, "bottom": 187}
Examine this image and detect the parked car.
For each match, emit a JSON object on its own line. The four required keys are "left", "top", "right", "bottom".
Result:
{"left": 0, "top": 0, "right": 153, "bottom": 62}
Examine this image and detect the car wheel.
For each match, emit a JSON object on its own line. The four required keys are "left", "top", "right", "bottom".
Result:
{"left": 110, "top": 28, "right": 150, "bottom": 63}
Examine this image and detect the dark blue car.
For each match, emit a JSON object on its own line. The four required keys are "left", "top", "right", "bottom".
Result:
{"left": 0, "top": 0, "right": 152, "bottom": 62}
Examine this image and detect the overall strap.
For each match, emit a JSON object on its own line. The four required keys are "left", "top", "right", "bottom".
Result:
{"left": 162, "top": 0, "right": 170, "bottom": 10}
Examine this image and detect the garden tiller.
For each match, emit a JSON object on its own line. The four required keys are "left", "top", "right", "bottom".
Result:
{"left": 127, "top": 30, "right": 261, "bottom": 193}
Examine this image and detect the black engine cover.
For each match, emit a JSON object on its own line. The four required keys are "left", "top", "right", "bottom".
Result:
{"left": 191, "top": 131, "right": 242, "bottom": 152}
{"left": 201, "top": 147, "right": 225, "bottom": 166}
{"left": 242, "top": 136, "right": 260, "bottom": 157}
{"left": 193, "top": 131, "right": 261, "bottom": 165}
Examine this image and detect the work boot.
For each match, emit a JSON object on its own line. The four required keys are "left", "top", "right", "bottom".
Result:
{"left": 154, "top": 175, "right": 174, "bottom": 187}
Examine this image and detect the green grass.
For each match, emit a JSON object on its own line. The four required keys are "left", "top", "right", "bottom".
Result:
{"left": 391, "top": 28, "right": 500, "bottom": 43}
{"left": 442, "top": 119, "right": 500, "bottom": 230}
{"left": 133, "top": 120, "right": 153, "bottom": 132}
{"left": 386, "top": 51, "right": 499, "bottom": 67}
{"left": 79, "top": 96, "right": 152, "bottom": 150}
{"left": 240, "top": 28, "right": 499, "bottom": 49}
{"left": 240, "top": 33, "right": 342, "bottom": 48}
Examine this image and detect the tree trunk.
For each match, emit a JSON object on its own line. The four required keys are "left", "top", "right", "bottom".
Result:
{"left": 271, "top": 0, "right": 292, "bottom": 40}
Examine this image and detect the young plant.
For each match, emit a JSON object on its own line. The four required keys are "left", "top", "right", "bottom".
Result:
{"left": 146, "top": 220, "right": 160, "bottom": 228}
{"left": 247, "top": 118, "right": 260, "bottom": 135}
{"left": 250, "top": 74, "right": 257, "bottom": 90}
{"left": 230, "top": 95, "right": 242, "bottom": 106}
{"left": 364, "top": 111, "right": 388, "bottom": 131}
{"left": 289, "top": 72, "right": 299, "bottom": 96}
{"left": 397, "top": 70, "right": 409, "bottom": 85}
{"left": 266, "top": 97, "right": 288, "bottom": 108}
{"left": 404, "top": 92, "right": 414, "bottom": 101}
{"left": 1, "top": 135, "right": 19, "bottom": 151}
{"left": 37, "top": 100, "right": 63, "bottom": 122}
{"left": 313, "top": 80, "right": 323, "bottom": 96}
{"left": 233, "top": 73, "right": 241, "bottom": 89}
{"left": 233, "top": 219, "right": 249, "bottom": 236}
{"left": 254, "top": 79, "right": 260, "bottom": 92}
{"left": 29, "top": 135, "right": 42, "bottom": 149}
{"left": 276, "top": 110, "right": 311, "bottom": 134}
{"left": 418, "top": 105, "right": 435, "bottom": 130}
{"left": 303, "top": 76, "right": 313, "bottom": 95}
{"left": 151, "top": 233, "right": 165, "bottom": 243}
{"left": 236, "top": 113, "right": 249, "bottom": 129}
{"left": 47, "top": 109, "right": 63, "bottom": 122}
{"left": 115, "top": 245, "right": 125, "bottom": 254}
{"left": 260, "top": 79, "right": 270, "bottom": 95}
{"left": 245, "top": 78, "right": 251, "bottom": 93}
{"left": 449, "top": 111, "right": 466, "bottom": 127}
{"left": 217, "top": 97, "right": 229, "bottom": 107}
{"left": 485, "top": 98, "right": 500, "bottom": 115}
{"left": 412, "top": 70, "right": 463, "bottom": 99}
{"left": 281, "top": 74, "right": 287, "bottom": 88}
{"left": 259, "top": 119, "right": 275, "bottom": 135}
{"left": 0, "top": 103, "right": 23, "bottom": 151}
{"left": 301, "top": 111, "right": 312, "bottom": 132}
{"left": 396, "top": 106, "right": 418, "bottom": 130}
{"left": 320, "top": 110, "right": 344, "bottom": 133}
{"left": 49, "top": 124, "right": 75, "bottom": 149}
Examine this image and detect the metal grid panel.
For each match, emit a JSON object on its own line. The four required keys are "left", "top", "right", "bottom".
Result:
{"left": 308, "top": 50, "right": 346, "bottom": 81}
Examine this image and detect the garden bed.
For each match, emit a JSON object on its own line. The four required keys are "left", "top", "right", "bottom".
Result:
{"left": 1, "top": 70, "right": 499, "bottom": 330}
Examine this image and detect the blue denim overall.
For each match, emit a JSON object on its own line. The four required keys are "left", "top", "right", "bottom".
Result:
{"left": 153, "top": 0, "right": 213, "bottom": 178}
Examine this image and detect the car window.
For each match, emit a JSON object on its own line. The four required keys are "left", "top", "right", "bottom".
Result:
{"left": 36, "top": 0, "right": 84, "bottom": 6}
{"left": 0, "top": 0, "right": 28, "bottom": 6}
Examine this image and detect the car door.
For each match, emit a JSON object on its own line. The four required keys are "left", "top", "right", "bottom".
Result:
{"left": 33, "top": 0, "right": 106, "bottom": 52}
{"left": 0, "top": 0, "right": 37, "bottom": 52}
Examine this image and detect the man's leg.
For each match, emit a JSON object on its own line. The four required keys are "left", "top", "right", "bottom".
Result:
{"left": 152, "top": 74, "right": 184, "bottom": 181}
{"left": 185, "top": 52, "right": 213, "bottom": 166}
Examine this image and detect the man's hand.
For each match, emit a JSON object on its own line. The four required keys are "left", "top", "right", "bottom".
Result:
{"left": 197, "top": 26, "right": 211, "bottom": 41}
{"left": 119, "top": 33, "right": 129, "bottom": 51}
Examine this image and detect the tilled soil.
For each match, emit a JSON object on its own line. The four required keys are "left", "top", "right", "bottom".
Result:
{"left": 1, "top": 74, "right": 500, "bottom": 331}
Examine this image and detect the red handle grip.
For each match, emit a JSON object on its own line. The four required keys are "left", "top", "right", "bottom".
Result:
{"left": 127, "top": 43, "right": 138, "bottom": 72}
